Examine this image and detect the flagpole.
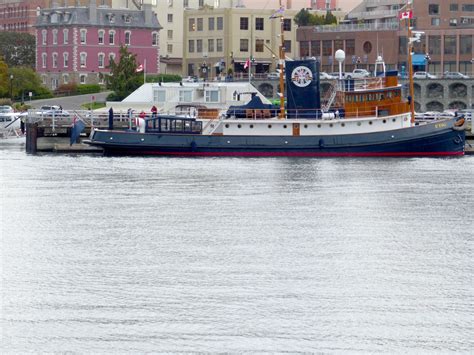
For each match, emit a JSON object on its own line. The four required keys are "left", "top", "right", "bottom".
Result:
{"left": 248, "top": 57, "right": 251, "bottom": 83}
{"left": 144, "top": 59, "right": 147, "bottom": 83}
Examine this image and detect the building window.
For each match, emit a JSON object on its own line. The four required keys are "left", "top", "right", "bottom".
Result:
{"left": 430, "top": 17, "right": 440, "bottom": 26}
{"left": 42, "top": 30, "right": 47, "bottom": 45}
{"left": 449, "top": 18, "right": 457, "bottom": 26}
{"left": 311, "top": 40, "right": 320, "bottom": 57}
{"left": 189, "top": 18, "right": 195, "bottom": 31}
{"left": 255, "top": 17, "right": 264, "bottom": 30}
{"left": 208, "top": 17, "right": 214, "bottom": 30}
{"left": 152, "top": 32, "right": 158, "bottom": 46}
{"left": 167, "top": 30, "right": 172, "bottom": 40}
{"left": 125, "top": 31, "right": 131, "bottom": 45}
{"left": 217, "top": 17, "right": 223, "bottom": 30}
{"left": 428, "top": 35, "right": 440, "bottom": 55}
{"left": 98, "top": 30, "right": 105, "bottom": 44}
{"left": 428, "top": 4, "right": 439, "bottom": 15}
{"left": 300, "top": 41, "right": 309, "bottom": 57}
{"left": 184, "top": 0, "right": 189, "bottom": 7}
{"left": 255, "top": 39, "right": 264, "bottom": 52}
{"left": 63, "top": 52, "right": 68, "bottom": 67}
{"left": 189, "top": 40, "right": 194, "bottom": 53}
{"left": 208, "top": 39, "right": 214, "bottom": 52}
{"left": 444, "top": 35, "right": 456, "bottom": 55}
{"left": 80, "top": 29, "right": 87, "bottom": 44}
{"left": 80, "top": 74, "right": 86, "bottom": 84}
{"left": 63, "top": 29, "right": 68, "bottom": 44}
{"left": 52, "top": 53, "right": 57, "bottom": 68}
{"left": 461, "top": 4, "right": 474, "bottom": 11}
{"left": 124, "top": 15, "right": 131, "bottom": 23}
{"left": 167, "top": 44, "right": 172, "bottom": 53}
{"left": 199, "top": 0, "right": 204, "bottom": 6}
{"left": 196, "top": 39, "right": 202, "bottom": 53}
{"left": 98, "top": 53, "right": 105, "bottom": 68}
{"left": 216, "top": 38, "right": 223, "bottom": 52}
{"left": 283, "top": 18, "right": 291, "bottom": 31}
{"left": 240, "top": 17, "right": 248, "bottom": 30}
{"left": 109, "top": 53, "right": 116, "bottom": 63}
{"left": 284, "top": 40, "right": 291, "bottom": 53}
{"left": 52, "top": 29, "right": 58, "bottom": 44}
{"left": 80, "top": 52, "right": 87, "bottom": 67}
{"left": 460, "top": 35, "right": 472, "bottom": 55}
{"left": 322, "top": 40, "right": 332, "bottom": 56}
{"left": 179, "top": 90, "right": 192, "bottom": 102}
{"left": 42, "top": 53, "right": 47, "bottom": 68}
{"left": 449, "top": 4, "right": 458, "bottom": 11}
{"left": 153, "top": 89, "right": 166, "bottom": 102}
{"left": 363, "top": 41, "right": 372, "bottom": 54}
{"left": 240, "top": 39, "right": 249, "bottom": 52}
{"left": 345, "top": 39, "right": 355, "bottom": 56}
{"left": 63, "top": 74, "right": 69, "bottom": 84}
{"left": 167, "top": 14, "right": 173, "bottom": 23}
{"left": 205, "top": 90, "right": 219, "bottom": 102}
{"left": 197, "top": 18, "right": 203, "bottom": 31}
{"left": 109, "top": 30, "right": 115, "bottom": 45}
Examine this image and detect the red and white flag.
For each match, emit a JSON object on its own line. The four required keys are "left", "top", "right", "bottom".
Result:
{"left": 135, "top": 64, "right": 144, "bottom": 73}
{"left": 399, "top": 10, "right": 412, "bottom": 20}
{"left": 243, "top": 58, "right": 250, "bottom": 69}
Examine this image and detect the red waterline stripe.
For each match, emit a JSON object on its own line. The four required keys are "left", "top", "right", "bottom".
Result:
{"left": 140, "top": 151, "right": 465, "bottom": 157}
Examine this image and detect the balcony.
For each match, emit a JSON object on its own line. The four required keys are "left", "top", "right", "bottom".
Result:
{"left": 348, "top": 9, "right": 400, "bottom": 20}
{"left": 313, "top": 22, "right": 399, "bottom": 33}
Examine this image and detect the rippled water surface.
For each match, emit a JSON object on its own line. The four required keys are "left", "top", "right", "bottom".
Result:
{"left": 1, "top": 141, "right": 473, "bottom": 352}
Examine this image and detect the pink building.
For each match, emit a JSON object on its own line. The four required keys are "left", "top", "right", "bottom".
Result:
{"left": 35, "top": 0, "right": 161, "bottom": 90}
{"left": 310, "top": 0, "right": 337, "bottom": 10}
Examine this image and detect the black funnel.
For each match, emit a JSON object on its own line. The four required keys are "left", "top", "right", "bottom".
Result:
{"left": 285, "top": 59, "right": 320, "bottom": 118}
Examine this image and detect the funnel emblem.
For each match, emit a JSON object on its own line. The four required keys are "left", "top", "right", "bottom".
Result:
{"left": 291, "top": 66, "right": 313, "bottom": 87}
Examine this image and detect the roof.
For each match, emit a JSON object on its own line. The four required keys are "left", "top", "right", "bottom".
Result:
{"left": 35, "top": 6, "right": 161, "bottom": 30}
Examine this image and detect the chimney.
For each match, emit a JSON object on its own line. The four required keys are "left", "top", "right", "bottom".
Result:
{"left": 89, "top": 0, "right": 97, "bottom": 22}
{"left": 143, "top": 3, "right": 152, "bottom": 25}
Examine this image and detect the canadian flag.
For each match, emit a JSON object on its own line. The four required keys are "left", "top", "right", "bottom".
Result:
{"left": 135, "top": 64, "right": 144, "bottom": 73}
{"left": 243, "top": 58, "right": 250, "bottom": 69}
{"left": 399, "top": 10, "right": 412, "bottom": 20}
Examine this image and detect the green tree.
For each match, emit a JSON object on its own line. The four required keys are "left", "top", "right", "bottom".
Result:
{"left": 104, "top": 46, "right": 143, "bottom": 101}
{"left": 9, "top": 66, "right": 52, "bottom": 101}
{"left": 293, "top": 9, "right": 337, "bottom": 26}
{"left": 0, "top": 57, "right": 8, "bottom": 98}
{"left": 324, "top": 11, "right": 338, "bottom": 25}
{"left": 0, "top": 32, "right": 35, "bottom": 68}
{"left": 294, "top": 9, "right": 312, "bottom": 26}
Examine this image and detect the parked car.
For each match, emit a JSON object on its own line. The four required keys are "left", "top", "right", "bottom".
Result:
{"left": 413, "top": 71, "right": 437, "bottom": 79}
{"left": 35, "top": 105, "right": 69, "bottom": 117}
{"left": 345, "top": 69, "right": 370, "bottom": 79}
{"left": 267, "top": 72, "right": 280, "bottom": 80}
{"left": 320, "top": 72, "right": 338, "bottom": 80}
{"left": 443, "top": 72, "right": 469, "bottom": 79}
{"left": 183, "top": 76, "right": 198, "bottom": 82}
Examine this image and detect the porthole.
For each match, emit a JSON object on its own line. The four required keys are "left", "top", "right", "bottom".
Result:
{"left": 304, "top": 124, "right": 308, "bottom": 128}
{"left": 329, "top": 123, "right": 333, "bottom": 127}
{"left": 225, "top": 124, "right": 229, "bottom": 128}
{"left": 283, "top": 124, "right": 287, "bottom": 129}
{"left": 357, "top": 122, "right": 361, "bottom": 126}
{"left": 237, "top": 124, "right": 242, "bottom": 128}
{"left": 341, "top": 123, "right": 345, "bottom": 127}
{"left": 317, "top": 124, "right": 321, "bottom": 128}
{"left": 392, "top": 118, "right": 396, "bottom": 122}
{"left": 268, "top": 124, "right": 272, "bottom": 128}
{"left": 369, "top": 121, "right": 373, "bottom": 125}
{"left": 250, "top": 124, "right": 254, "bottom": 128}
{"left": 383, "top": 119, "right": 387, "bottom": 124}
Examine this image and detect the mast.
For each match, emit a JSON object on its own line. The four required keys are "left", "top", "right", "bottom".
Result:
{"left": 406, "top": 1, "right": 415, "bottom": 124}
{"left": 278, "top": 0, "right": 285, "bottom": 119}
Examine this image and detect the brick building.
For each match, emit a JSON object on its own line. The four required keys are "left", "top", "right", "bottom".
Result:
{"left": 35, "top": 0, "right": 161, "bottom": 90}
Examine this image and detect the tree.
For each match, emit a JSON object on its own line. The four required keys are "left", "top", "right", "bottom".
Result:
{"left": 324, "top": 11, "right": 338, "bottom": 25}
{"left": 293, "top": 9, "right": 337, "bottom": 26}
{"left": 9, "top": 66, "right": 52, "bottom": 101}
{"left": 0, "top": 32, "right": 35, "bottom": 68}
{"left": 0, "top": 57, "right": 8, "bottom": 98}
{"left": 294, "top": 9, "right": 312, "bottom": 26}
{"left": 104, "top": 46, "right": 143, "bottom": 101}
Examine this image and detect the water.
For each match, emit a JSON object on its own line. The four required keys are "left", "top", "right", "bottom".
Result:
{"left": 1, "top": 141, "right": 473, "bottom": 352}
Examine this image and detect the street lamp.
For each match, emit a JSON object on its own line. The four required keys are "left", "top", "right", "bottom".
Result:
{"left": 9, "top": 74, "right": 13, "bottom": 101}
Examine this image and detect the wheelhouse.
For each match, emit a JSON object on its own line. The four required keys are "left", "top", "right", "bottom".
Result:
{"left": 145, "top": 115, "right": 202, "bottom": 134}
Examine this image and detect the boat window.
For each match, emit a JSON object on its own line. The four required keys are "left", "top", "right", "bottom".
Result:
{"left": 369, "top": 121, "right": 373, "bottom": 125}
{"left": 225, "top": 124, "right": 229, "bottom": 128}
{"left": 357, "top": 122, "right": 361, "bottom": 126}
{"left": 304, "top": 124, "right": 308, "bottom": 128}
{"left": 268, "top": 124, "right": 272, "bottom": 128}
{"left": 249, "top": 124, "right": 254, "bottom": 128}
{"left": 237, "top": 124, "right": 241, "bottom": 128}
{"left": 205, "top": 90, "right": 219, "bottom": 103}
{"left": 392, "top": 118, "right": 396, "bottom": 122}
{"left": 283, "top": 125, "right": 287, "bottom": 128}
{"left": 153, "top": 89, "right": 166, "bottom": 102}
{"left": 341, "top": 123, "right": 345, "bottom": 127}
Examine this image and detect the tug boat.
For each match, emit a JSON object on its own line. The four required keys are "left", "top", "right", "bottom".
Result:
{"left": 85, "top": 3, "right": 465, "bottom": 157}
{"left": 84, "top": 57, "right": 465, "bottom": 157}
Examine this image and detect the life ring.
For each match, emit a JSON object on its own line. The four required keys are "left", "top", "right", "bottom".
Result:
{"left": 453, "top": 117, "right": 466, "bottom": 131}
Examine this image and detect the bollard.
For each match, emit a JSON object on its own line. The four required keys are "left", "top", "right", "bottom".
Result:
{"left": 25, "top": 122, "right": 38, "bottom": 154}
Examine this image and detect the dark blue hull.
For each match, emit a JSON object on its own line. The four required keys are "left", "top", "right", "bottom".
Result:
{"left": 85, "top": 120, "right": 465, "bottom": 157}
